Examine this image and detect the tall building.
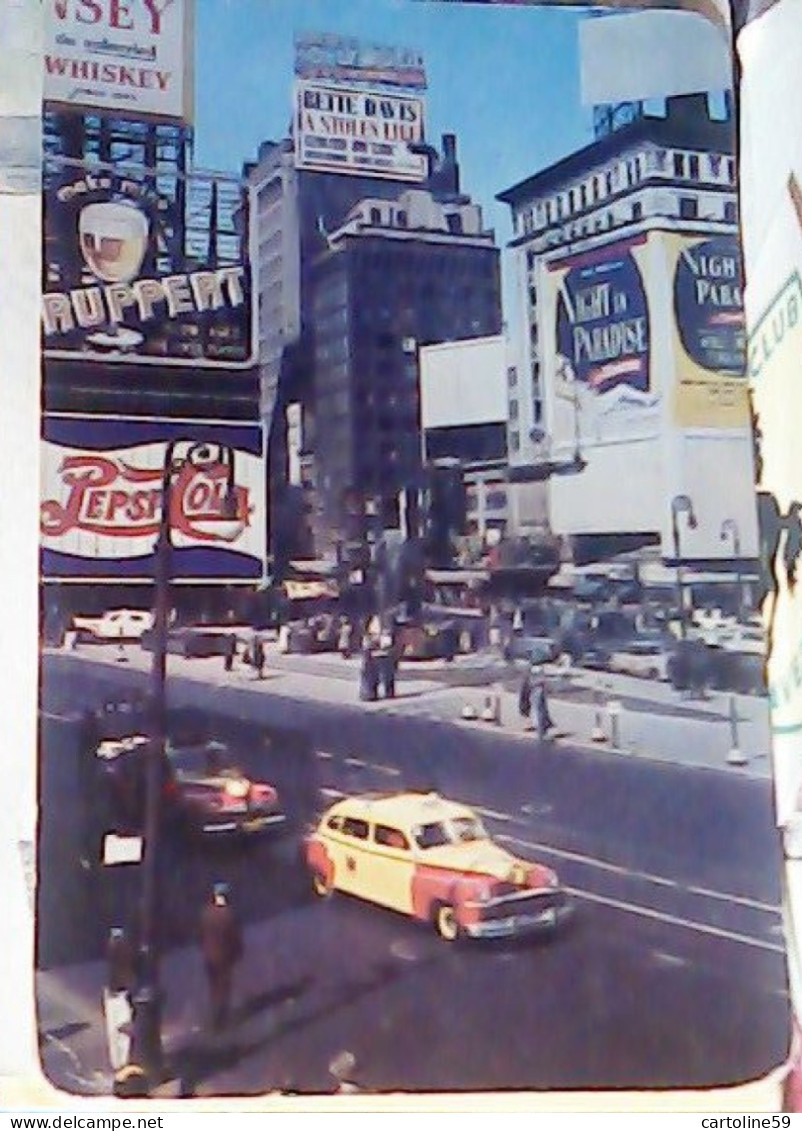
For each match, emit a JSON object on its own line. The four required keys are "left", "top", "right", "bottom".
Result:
{"left": 40, "top": 0, "right": 264, "bottom": 624}
{"left": 497, "top": 93, "right": 755, "bottom": 567}
{"left": 245, "top": 120, "right": 497, "bottom": 558}
{"left": 309, "top": 186, "right": 502, "bottom": 539}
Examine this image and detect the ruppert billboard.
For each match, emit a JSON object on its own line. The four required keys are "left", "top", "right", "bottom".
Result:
{"left": 40, "top": 416, "right": 266, "bottom": 582}
{"left": 44, "top": 0, "right": 194, "bottom": 122}
{"left": 42, "top": 160, "right": 255, "bottom": 367}
{"left": 294, "top": 81, "right": 427, "bottom": 181}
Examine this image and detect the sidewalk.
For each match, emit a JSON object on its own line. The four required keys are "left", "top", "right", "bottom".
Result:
{"left": 46, "top": 641, "right": 773, "bottom": 779}
{"left": 37, "top": 908, "right": 320, "bottom": 1097}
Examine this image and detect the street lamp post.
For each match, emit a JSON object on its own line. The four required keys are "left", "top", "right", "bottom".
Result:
{"left": 125, "top": 440, "right": 237, "bottom": 1092}
{"left": 671, "top": 495, "right": 697, "bottom": 640}
{"left": 720, "top": 518, "right": 744, "bottom": 622}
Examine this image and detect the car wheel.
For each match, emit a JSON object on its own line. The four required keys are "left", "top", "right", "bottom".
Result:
{"left": 312, "top": 870, "right": 333, "bottom": 898}
{"left": 434, "top": 902, "right": 461, "bottom": 942}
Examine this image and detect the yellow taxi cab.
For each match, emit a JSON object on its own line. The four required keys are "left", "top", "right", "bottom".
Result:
{"left": 304, "top": 791, "right": 571, "bottom": 941}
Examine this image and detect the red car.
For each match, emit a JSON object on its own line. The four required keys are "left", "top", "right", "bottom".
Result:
{"left": 96, "top": 735, "right": 286, "bottom": 838}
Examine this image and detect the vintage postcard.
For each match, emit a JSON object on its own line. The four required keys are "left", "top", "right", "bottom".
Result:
{"left": 4, "top": 0, "right": 802, "bottom": 1114}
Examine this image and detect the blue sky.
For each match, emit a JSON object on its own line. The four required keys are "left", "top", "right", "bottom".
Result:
{"left": 193, "top": 0, "right": 597, "bottom": 323}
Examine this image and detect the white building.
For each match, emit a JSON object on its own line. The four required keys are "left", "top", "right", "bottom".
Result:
{"left": 245, "top": 139, "right": 302, "bottom": 428}
{"left": 419, "top": 334, "right": 549, "bottom": 543}
{"left": 498, "top": 93, "right": 757, "bottom": 566}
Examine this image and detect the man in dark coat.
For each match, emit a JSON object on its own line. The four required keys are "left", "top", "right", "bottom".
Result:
{"left": 533, "top": 677, "right": 554, "bottom": 741}
{"left": 200, "top": 883, "right": 243, "bottom": 1031}
{"left": 360, "top": 646, "right": 379, "bottom": 701}
{"left": 253, "top": 636, "right": 266, "bottom": 680}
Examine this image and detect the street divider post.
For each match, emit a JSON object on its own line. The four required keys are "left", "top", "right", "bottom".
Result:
{"left": 481, "top": 684, "right": 502, "bottom": 726}
{"left": 726, "top": 694, "right": 748, "bottom": 766}
{"left": 592, "top": 683, "right": 607, "bottom": 743}
{"left": 608, "top": 699, "right": 622, "bottom": 750}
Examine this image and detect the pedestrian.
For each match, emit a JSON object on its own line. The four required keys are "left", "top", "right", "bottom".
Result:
{"left": 224, "top": 633, "right": 236, "bottom": 673}
{"left": 532, "top": 677, "right": 554, "bottom": 741}
{"left": 360, "top": 646, "right": 379, "bottom": 701}
{"left": 106, "top": 926, "right": 137, "bottom": 996}
{"left": 512, "top": 606, "right": 524, "bottom": 635}
{"left": 199, "top": 882, "right": 243, "bottom": 1033}
{"left": 380, "top": 636, "right": 398, "bottom": 700}
{"left": 518, "top": 671, "right": 532, "bottom": 723}
{"left": 104, "top": 926, "right": 137, "bottom": 1075}
{"left": 253, "top": 635, "right": 265, "bottom": 680}
{"left": 338, "top": 617, "right": 353, "bottom": 659}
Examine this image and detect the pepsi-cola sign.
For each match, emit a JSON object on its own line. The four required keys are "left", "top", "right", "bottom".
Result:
{"left": 41, "top": 417, "right": 266, "bottom": 581}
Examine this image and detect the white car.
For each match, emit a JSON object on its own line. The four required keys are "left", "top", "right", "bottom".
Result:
{"left": 72, "top": 609, "right": 154, "bottom": 642}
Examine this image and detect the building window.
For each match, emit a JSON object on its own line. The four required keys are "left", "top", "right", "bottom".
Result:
{"left": 605, "top": 171, "right": 614, "bottom": 194}
{"left": 580, "top": 184, "right": 587, "bottom": 209}
{"left": 509, "top": 399, "right": 519, "bottom": 422}
{"left": 724, "top": 200, "right": 737, "bottom": 223}
{"left": 446, "top": 212, "right": 463, "bottom": 234}
{"left": 726, "top": 157, "right": 735, "bottom": 183}
{"left": 688, "top": 154, "right": 700, "bottom": 180}
{"left": 533, "top": 399, "right": 543, "bottom": 424}
{"left": 369, "top": 206, "right": 382, "bottom": 225}
{"left": 545, "top": 200, "right": 553, "bottom": 224}
{"left": 509, "top": 431, "right": 521, "bottom": 453}
{"left": 397, "top": 210, "right": 407, "bottom": 227}
{"left": 679, "top": 196, "right": 698, "bottom": 219}
{"left": 673, "top": 152, "right": 685, "bottom": 177}
{"left": 632, "top": 201, "right": 643, "bottom": 222}
{"left": 526, "top": 249, "right": 536, "bottom": 271}
{"left": 507, "top": 366, "right": 518, "bottom": 389}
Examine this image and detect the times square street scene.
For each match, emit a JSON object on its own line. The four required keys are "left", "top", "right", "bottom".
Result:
{"left": 34, "top": 0, "right": 790, "bottom": 1103}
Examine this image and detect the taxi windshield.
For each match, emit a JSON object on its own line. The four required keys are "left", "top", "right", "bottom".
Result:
{"left": 413, "top": 816, "right": 487, "bottom": 849}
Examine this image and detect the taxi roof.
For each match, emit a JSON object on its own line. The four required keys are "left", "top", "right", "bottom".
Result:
{"left": 325, "top": 791, "right": 476, "bottom": 829}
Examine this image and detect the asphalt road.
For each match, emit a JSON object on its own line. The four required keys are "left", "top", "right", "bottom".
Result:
{"left": 37, "top": 657, "right": 791, "bottom": 1095}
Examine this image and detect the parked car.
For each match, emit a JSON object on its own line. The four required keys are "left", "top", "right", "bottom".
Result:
{"left": 73, "top": 609, "right": 153, "bottom": 642}
{"left": 305, "top": 791, "right": 572, "bottom": 941}
{"left": 503, "top": 633, "right": 560, "bottom": 666}
{"left": 96, "top": 735, "right": 286, "bottom": 837}
{"left": 666, "top": 639, "right": 766, "bottom": 696}
{"left": 395, "top": 620, "right": 459, "bottom": 661}
{"left": 140, "top": 627, "right": 231, "bottom": 658}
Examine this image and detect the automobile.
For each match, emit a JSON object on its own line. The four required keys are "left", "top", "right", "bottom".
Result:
{"left": 73, "top": 608, "right": 154, "bottom": 641}
{"left": 503, "top": 633, "right": 560, "bottom": 666}
{"left": 394, "top": 620, "right": 459, "bottom": 661}
{"left": 140, "top": 626, "right": 231, "bottom": 658}
{"left": 95, "top": 735, "right": 286, "bottom": 837}
{"left": 305, "top": 791, "right": 572, "bottom": 941}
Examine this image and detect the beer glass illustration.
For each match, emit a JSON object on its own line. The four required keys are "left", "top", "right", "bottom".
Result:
{"left": 78, "top": 200, "right": 149, "bottom": 349}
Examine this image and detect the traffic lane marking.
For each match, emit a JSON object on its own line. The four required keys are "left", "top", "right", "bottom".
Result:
{"left": 498, "top": 833, "right": 780, "bottom": 915}
{"left": 568, "top": 886, "right": 785, "bottom": 955}
{"left": 316, "top": 750, "right": 401, "bottom": 777}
